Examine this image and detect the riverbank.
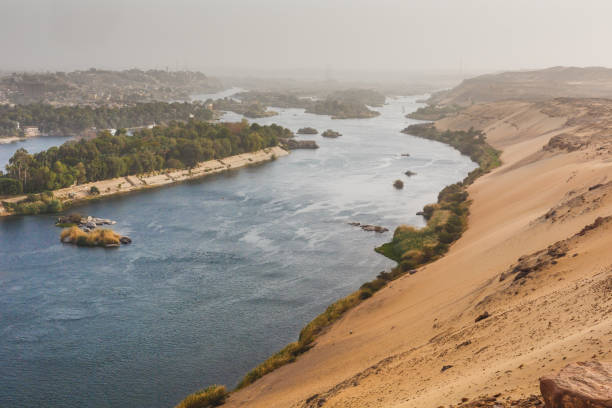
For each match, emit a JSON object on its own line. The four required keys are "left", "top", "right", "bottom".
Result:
{"left": 222, "top": 98, "right": 612, "bottom": 407}
{"left": 0, "top": 146, "right": 288, "bottom": 217}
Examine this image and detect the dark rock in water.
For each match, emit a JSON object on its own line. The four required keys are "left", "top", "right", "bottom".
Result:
{"left": 416, "top": 211, "right": 426, "bottom": 216}
{"left": 475, "top": 311, "right": 490, "bottom": 322}
{"left": 393, "top": 179, "right": 404, "bottom": 189}
{"left": 405, "top": 170, "right": 417, "bottom": 177}
{"left": 280, "top": 138, "right": 319, "bottom": 150}
{"left": 119, "top": 236, "right": 132, "bottom": 245}
{"left": 401, "top": 153, "right": 410, "bottom": 157}
{"left": 321, "top": 129, "right": 342, "bottom": 138}
{"left": 540, "top": 361, "right": 612, "bottom": 408}
{"left": 348, "top": 222, "right": 361, "bottom": 227}
{"left": 360, "top": 224, "right": 389, "bottom": 233}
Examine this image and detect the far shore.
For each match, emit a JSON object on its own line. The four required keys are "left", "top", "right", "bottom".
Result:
{"left": 0, "top": 146, "right": 288, "bottom": 217}
{"left": 0, "top": 136, "right": 29, "bottom": 144}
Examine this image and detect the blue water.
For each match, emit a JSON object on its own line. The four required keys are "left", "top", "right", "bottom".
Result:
{"left": 0, "top": 94, "right": 476, "bottom": 408}
{"left": 0, "top": 136, "right": 74, "bottom": 170}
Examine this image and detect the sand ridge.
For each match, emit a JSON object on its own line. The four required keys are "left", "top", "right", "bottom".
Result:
{"left": 224, "top": 99, "right": 612, "bottom": 407}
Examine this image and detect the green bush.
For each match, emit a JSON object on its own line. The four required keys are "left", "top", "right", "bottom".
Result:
{"left": 174, "top": 385, "right": 228, "bottom": 408}
{"left": 0, "top": 178, "right": 22, "bottom": 195}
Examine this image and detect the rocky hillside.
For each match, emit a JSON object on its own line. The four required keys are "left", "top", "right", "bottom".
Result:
{"left": 429, "top": 66, "right": 612, "bottom": 107}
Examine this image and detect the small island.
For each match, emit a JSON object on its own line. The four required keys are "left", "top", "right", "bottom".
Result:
{"left": 321, "top": 129, "right": 342, "bottom": 138}
{"left": 296, "top": 127, "right": 318, "bottom": 135}
{"left": 393, "top": 179, "right": 404, "bottom": 189}
{"left": 209, "top": 98, "right": 277, "bottom": 118}
{"left": 58, "top": 213, "right": 131, "bottom": 247}
{"left": 280, "top": 138, "right": 319, "bottom": 150}
{"left": 60, "top": 226, "right": 131, "bottom": 248}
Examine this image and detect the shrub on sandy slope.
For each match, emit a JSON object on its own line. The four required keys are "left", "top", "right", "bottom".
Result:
{"left": 174, "top": 385, "right": 228, "bottom": 408}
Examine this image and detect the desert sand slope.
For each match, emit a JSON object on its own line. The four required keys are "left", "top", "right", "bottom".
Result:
{"left": 225, "top": 99, "right": 612, "bottom": 408}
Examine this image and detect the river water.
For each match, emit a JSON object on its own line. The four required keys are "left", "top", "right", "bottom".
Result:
{"left": 0, "top": 93, "right": 476, "bottom": 408}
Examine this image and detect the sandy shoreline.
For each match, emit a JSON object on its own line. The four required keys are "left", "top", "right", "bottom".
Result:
{"left": 0, "top": 136, "right": 28, "bottom": 144}
{"left": 223, "top": 99, "right": 612, "bottom": 407}
{"left": 0, "top": 146, "right": 288, "bottom": 217}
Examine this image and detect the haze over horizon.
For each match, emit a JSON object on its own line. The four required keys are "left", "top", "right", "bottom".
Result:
{"left": 2, "top": 0, "right": 612, "bottom": 78}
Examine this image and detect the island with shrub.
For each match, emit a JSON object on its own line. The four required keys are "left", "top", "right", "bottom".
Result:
{"left": 0, "top": 120, "right": 292, "bottom": 216}
{"left": 209, "top": 89, "right": 384, "bottom": 120}
{"left": 296, "top": 127, "right": 318, "bottom": 135}
{"left": 321, "top": 129, "right": 342, "bottom": 138}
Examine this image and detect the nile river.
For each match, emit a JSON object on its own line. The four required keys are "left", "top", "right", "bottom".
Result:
{"left": 0, "top": 93, "right": 476, "bottom": 407}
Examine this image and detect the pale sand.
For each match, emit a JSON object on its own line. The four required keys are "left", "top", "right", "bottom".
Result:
{"left": 224, "top": 99, "right": 612, "bottom": 407}
{"left": 0, "top": 136, "right": 27, "bottom": 144}
{"left": 0, "top": 146, "right": 288, "bottom": 216}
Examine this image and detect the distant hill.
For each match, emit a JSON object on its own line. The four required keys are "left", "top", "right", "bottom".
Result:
{"left": 0, "top": 69, "right": 221, "bottom": 105}
{"left": 429, "top": 66, "right": 612, "bottom": 107}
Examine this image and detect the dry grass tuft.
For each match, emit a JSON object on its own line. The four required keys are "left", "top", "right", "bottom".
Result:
{"left": 174, "top": 385, "right": 228, "bottom": 408}
{"left": 60, "top": 226, "right": 121, "bottom": 247}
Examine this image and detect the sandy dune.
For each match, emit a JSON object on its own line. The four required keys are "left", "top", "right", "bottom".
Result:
{"left": 225, "top": 99, "right": 612, "bottom": 407}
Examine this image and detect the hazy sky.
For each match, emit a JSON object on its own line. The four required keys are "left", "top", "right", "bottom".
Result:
{"left": 2, "top": 0, "right": 612, "bottom": 75}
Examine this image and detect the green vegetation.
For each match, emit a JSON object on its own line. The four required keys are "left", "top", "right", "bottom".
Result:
{"left": 60, "top": 226, "right": 121, "bottom": 247}
{"left": 0, "top": 120, "right": 290, "bottom": 195}
{"left": 307, "top": 99, "right": 379, "bottom": 119}
{"left": 328, "top": 89, "right": 386, "bottom": 107}
{"left": 177, "top": 123, "right": 501, "bottom": 403}
{"left": 406, "top": 104, "right": 463, "bottom": 121}
{"left": 0, "top": 101, "right": 214, "bottom": 138}
{"left": 306, "top": 89, "right": 384, "bottom": 118}
{"left": 296, "top": 127, "right": 318, "bottom": 135}
{"left": 174, "top": 385, "right": 228, "bottom": 408}
{"left": 233, "top": 124, "right": 502, "bottom": 393}
{"left": 403, "top": 123, "right": 502, "bottom": 184}
{"left": 209, "top": 98, "right": 277, "bottom": 118}
{"left": 377, "top": 124, "right": 501, "bottom": 264}
{"left": 2, "top": 191, "right": 63, "bottom": 214}
{"left": 1, "top": 69, "right": 217, "bottom": 105}
{"left": 321, "top": 129, "right": 342, "bottom": 138}
{"left": 209, "top": 89, "right": 384, "bottom": 120}
{"left": 235, "top": 91, "right": 312, "bottom": 109}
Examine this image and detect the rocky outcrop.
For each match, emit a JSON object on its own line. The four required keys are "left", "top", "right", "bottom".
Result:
{"left": 297, "top": 127, "right": 318, "bottom": 135}
{"left": 348, "top": 222, "right": 388, "bottom": 233}
{"left": 360, "top": 224, "right": 389, "bottom": 233}
{"left": 499, "top": 241, "right": 569, "bottom": 282}
{"left": 280, "top": 138, "right": 319, "bottom": 150}
{"left": 447, "top": 394, "right": 544, "bottom": 407}
{"left": 540, "top": 361, "right": 612, "bottom": 408}
{"left": 321, "top": 129, "right": 342, "bottom": 138}
{"left": 543, "top": 134, "right": 588, "bottom": 153}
